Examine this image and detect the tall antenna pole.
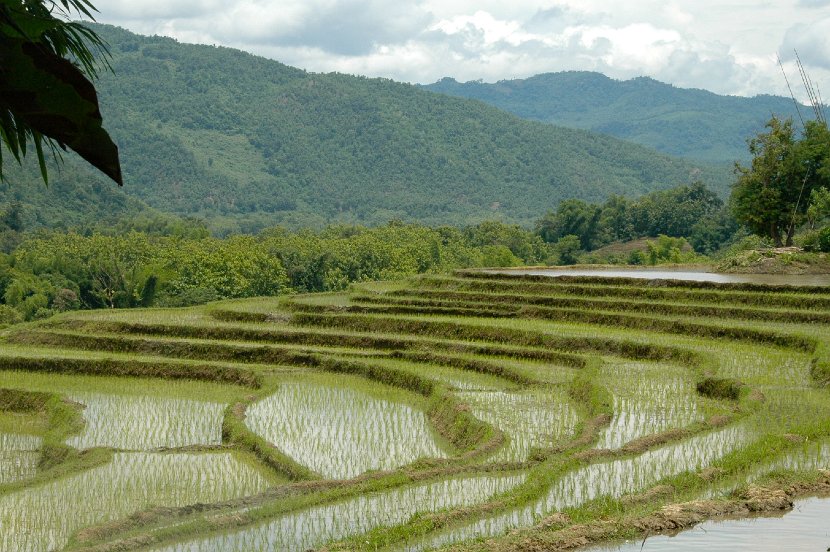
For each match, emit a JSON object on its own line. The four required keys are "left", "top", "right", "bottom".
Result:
{"left": 795, "top": 50, "right": 827, "bottom": 125}
{"left": 778, "top": 54, "right": 806, "bottom": 129}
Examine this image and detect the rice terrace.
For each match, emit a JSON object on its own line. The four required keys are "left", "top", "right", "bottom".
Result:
{"left": 0, "top": 268, "right": 828, "bottom": 551}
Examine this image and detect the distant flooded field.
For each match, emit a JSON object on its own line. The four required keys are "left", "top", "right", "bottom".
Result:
{"left": 488, "top": 267, "right": 830, "bottom": 286}
{"left": 2, "top": 270, "right": 829, "bottom": 551}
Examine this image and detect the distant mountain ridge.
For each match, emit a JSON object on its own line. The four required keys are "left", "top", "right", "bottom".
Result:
{"left": 4, "top": 26, "right": 732, "bottom": 233}
{"left": 422, "top": 72, "right": 807, "bottom": 162}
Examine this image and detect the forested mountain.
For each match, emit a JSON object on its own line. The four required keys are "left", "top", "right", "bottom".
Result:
{"left": 423, "top": 72, "right": 806, "bottom": 162}
{"left": 0, "top": 158, "right": 153, "bottom": 232}
{"left": 4, "top": 25, "right": 731, "bottom": 232}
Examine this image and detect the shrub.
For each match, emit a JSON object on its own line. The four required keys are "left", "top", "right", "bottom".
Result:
{"left": 0, "top": 304, "right": 23, "bottom": 326}
{"left": 799, "top": 227, "right": 830, "bottom": 252}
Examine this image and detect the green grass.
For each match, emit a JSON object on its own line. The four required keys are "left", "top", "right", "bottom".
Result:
{"left": 0, "top": 270, "right": 827, "bottom": 552}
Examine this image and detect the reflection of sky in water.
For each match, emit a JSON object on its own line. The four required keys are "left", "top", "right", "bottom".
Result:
{"left": 0, "top": 452, "right": 269, "bottom": 552}
{"left": 488, "top": 268, "right": 830, "bottom": 286}
{"left": 246, "top": 383, "right": 447, "bottom": 478}
{"left": 155, "top": 474, "right": 526, "bottom": 552}
{"left": 592, "top": 497, "right": 830, "bottom": 552}
{"left": 457, "top": 389, "right": 579, "bottom": 461}
{"left": 405, "top": 423, "right": 753, "bottom": 551}
{"left": 66, "top": 392, "right": 224, "bottom": 449}
{"left": 0, "top": 433, "right": 41, "bottom": 485}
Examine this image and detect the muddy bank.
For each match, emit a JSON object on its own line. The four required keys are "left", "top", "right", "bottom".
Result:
{"left": 717, "top": 249, "right": 830, "bottom": 276}
{"left": 440, "top": 471, "right": 830, "bottom": 551}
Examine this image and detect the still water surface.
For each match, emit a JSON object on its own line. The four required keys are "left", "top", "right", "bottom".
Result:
{"left": 593, "top": 496, "right": 830, "bottom": 551}
{"left": 489, "top": 268, "right": 830, "bottom": 287}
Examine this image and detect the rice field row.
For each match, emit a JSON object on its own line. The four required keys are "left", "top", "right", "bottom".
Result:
{"left": 0, "top": 270, "right": 828, "bottom": 551}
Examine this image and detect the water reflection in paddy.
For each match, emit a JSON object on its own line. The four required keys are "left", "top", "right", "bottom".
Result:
{"left": 593, "top": 496, "right": 830, "bottom": 552}
{"left": 0, "top": 452, "right": 270, "bottom": 552}
{"left": 403, "top": 423, "right": 753, "bottom": 551}
{"left": 66, "top": 392, "right": 224, "bottom": 450}
{"left": 156, "top": 473, "right": 526, "bottom": 552}
{"left": 246, "top": 382, "right": 447, "bottom": 479}
{"left": 487, "top": 268, "right": 830, "bottom": 287}
{"left": 0, "top": 433, "right": 41, "bottom": 484}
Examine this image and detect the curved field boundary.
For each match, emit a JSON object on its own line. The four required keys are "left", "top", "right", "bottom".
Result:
{"left": 0, "top": 355, "right": 262, "bottom": 388}
{"left": 418, "top": 275, "right": 830, "bottom": 310}
{"left": 0, "top": 388, "right": 112, "bottom": 495}
{"left": 358, "top": 289, "right": 830, "bottom": 324}
{"left": 308, "top": 301, "right": 818, "bottom": 352}
{"left": 457, "top": 270, "right": 830, "bottom": 295}
{"left": 290, "top": 312, "right": 706, "bottom": 367}
{"left": 36, "top": 320, "right": 589, "bottom": 367}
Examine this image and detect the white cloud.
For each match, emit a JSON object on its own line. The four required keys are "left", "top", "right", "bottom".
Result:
{"left": 781, "top": 17, "right": 830, "bottom": 70}
{"left": 91, "top": 0, "right": 830, "bottom": 99}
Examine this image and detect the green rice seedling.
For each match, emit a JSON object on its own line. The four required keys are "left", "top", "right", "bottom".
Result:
{"left": 0, "top": 370, "right": 245, "bottom": 407}
{"left": 0, "top": 452, "right": 271, "bottom": 552}
{"left": 0, "top": 433, "right": 41, "bottom": 485}
{"left": 697, "top": 343, "right": 813, "bottom": 387}
{"left": 0, "top": 450, "right": 40, "bottom": 485}
{"left": 151, "top": 473, "right": 527, "bottom": 552}
{"left": 456, "top": 388, "right": 580, "bottom": 462}
{"left": 405, "top": 422, "right": 755, "bottom": 551}
{"left": 594, "top": 361, "right": 703, "bottom": 450}
{"left": 66, "top": 392, "right": 224, "bottom": 450}
{"left": 374, "top": 288, "right": 830, "bottom": 324}
{"left": 750, "top": 438, "right": 830, "bottom": 477}
{"left": 0, "top": 346, "right": 262, "bottom": 388}
{"left": 342, "top": 355, "right": 514, "bottom": 391}
{"left": 245, "top": 378, "right": 448, "bottom": 479}
{"left": 421, "top": 274, "right": 830, "bottom": 310}
{"left": 291, "top": 312, "right": 702, "bottom": 367}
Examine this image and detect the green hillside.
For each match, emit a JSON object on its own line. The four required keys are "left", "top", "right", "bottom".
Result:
{"left": 4, "top": 26, "right": 731, "bottom": 232}
{"left": 0, "top": 158, "right": 152, "bottom": 232}
{"left": 423, "top": 72, "right": 807, "bottom": 162}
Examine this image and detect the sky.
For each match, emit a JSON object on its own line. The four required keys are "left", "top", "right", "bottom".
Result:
{"left": 90, "top": 0, "right": 830, "bottom": 100}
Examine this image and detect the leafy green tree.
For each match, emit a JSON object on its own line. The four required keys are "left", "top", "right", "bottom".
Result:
{"left": 554, "top": 235, "right": 582, "bottom": 265}
{"left": 536, "top": 199, "right": 601, "bottom": 249}
{"left": 731, "top": 117, "right": 830, "bottom": 246}
{"left": 806, "top": 187, "right": 830, "bottom": 229}
{"left": 478, "top": 245, "right": 521, "bottom": 267}
{"left": 464, "top": 221, "right": 548, "bottom": 265}
{"left": 688, "top": 207, "right": 739, "bottom": 255}
{"left": 0, "top": 0, "right": 121, "bottom": 183}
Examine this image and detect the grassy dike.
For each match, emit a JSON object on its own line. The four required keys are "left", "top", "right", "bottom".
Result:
{"left": 0, "top": 270, "right": 827, "bottom": 552}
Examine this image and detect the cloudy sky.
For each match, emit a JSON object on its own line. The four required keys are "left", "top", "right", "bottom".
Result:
{"left": 91, "top": 0, "right": 829, "bottom": 100}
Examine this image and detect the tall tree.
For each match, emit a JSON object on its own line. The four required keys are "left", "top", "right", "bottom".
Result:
{"left": 731, "top": 117, "right": 829, "bottom": 247}
{"left": 0, "top": 0, "right": 121, "bottom": 184}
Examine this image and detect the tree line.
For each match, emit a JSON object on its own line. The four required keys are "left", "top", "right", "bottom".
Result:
{"left": 0, "top": 221, "right": 550, "bottom": 324}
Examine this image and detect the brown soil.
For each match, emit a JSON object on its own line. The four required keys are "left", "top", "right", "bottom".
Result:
{"left": 445, "top": 472, "right": 830, "bottom": 552}
{"left": 621, "top": 484, "right": 675, "bottom": 507}
{"left": 720, "top": 249, "right": 830, "bottom": 275}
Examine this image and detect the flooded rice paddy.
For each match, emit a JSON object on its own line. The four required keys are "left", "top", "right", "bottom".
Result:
{"left": 66, "top": 392, "right": 225, "bottom": 450}
{"left": 457, "top": 388, "right": 580, "bottom": 461}
{"left": 1, "top": 270, "right": 828, "bottom": 551}
{"left": 0, "top": 433, "right": 41, "bottom": 484}
{"left": 0, "top": 452, "right": 270, "bottom": 552}
{"left": 404, "top": 424, "right": 754, "bottom": 551}
{"left": 595, "top": 362, "right": 702, "bottom": 449}
{"left": 154, "top": 473, "right": 526, "bottom": 552}
{"left": 245, "top": 381, "right": 447, "bottom": 478}
{"left": 491, "top": 268, "right": 830, "bottom": 286}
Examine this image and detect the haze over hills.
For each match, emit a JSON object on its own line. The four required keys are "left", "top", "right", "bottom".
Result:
{"left": 4, "top": 25, "right": 732, "bottom": 232}
{"left": 423, "top": 72, "right": 808, "bottom": 163}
